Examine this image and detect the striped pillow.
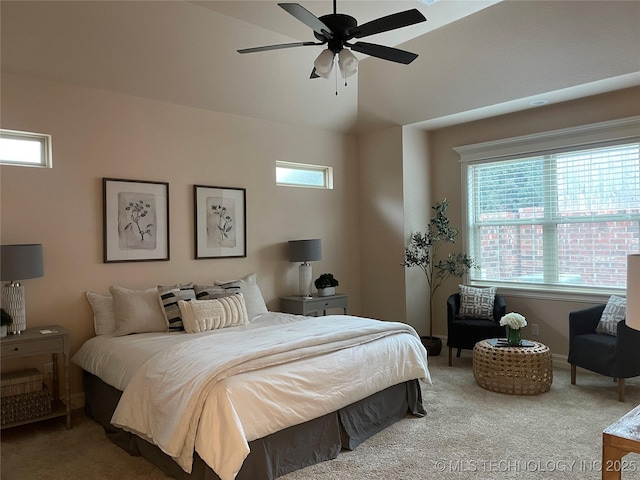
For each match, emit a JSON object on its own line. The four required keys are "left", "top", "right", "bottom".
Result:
{"left": 159, "top": 287, "right": 196, "bottom": 331}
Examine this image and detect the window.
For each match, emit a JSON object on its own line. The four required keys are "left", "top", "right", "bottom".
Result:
{"left": 456, "top": 117, "right": 640, "bottom": 293}
{"left": 276, "top": 161, "right": 333, "bottom": 189}
{"left": 0, "top": 129, "right": 52, "bottom": 168}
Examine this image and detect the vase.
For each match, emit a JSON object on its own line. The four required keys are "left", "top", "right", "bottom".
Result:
{"left": 506, "top": 326, "right": 522, "bottom": 346}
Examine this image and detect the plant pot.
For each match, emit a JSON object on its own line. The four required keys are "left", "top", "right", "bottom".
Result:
{"left": 420, "top": 336, "right": 442, "bottom": 356}
{"left": 317, "top": 287, "right": 335, "bottom": 297}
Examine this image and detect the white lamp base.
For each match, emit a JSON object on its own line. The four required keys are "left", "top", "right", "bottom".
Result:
{"left": 298, "top": 263, "right": 313, "bottom": 298}
{"left": 2, "top": 284, "right": 26, "bottom": 334}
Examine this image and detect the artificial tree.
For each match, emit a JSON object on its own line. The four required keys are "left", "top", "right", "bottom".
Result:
{"left": 403, "top": 199, "right": 476, "bottom": 355}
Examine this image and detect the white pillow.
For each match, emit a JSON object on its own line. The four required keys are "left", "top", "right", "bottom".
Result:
{"left": 86, "top": 291, "right": 116, "bottom": 335}
{"left": 178, "top": 294, "right": 249, "bottom": 333}
{"left": 109, "top": 285, "right": 168, "bottom": 336}
{"left": 596, "top": 295, "right": 626, "bottom": 336}
{"left": 458, "top": 285, "right": 497, "bottom": 320}
{"left": 214, "top": 273, "right": 268, "bottom": 319}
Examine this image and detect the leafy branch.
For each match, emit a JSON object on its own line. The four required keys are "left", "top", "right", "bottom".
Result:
{"left": 403, "top": 199, "right": 476, "bottom": 338}
{"left": 124, "top": 200, "right": 153, "bottom": 241}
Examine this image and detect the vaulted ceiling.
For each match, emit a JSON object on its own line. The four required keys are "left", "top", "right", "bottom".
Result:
{"left": 2, "top": 1, "right": 639, "bottom": 134}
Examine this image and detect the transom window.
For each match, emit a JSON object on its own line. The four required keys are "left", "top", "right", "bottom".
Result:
{"left": 457, "top": 117, "right": 640, "bottom": 294}
{"left": 276, "top": 161, "right": 333, "bottom": 189}
{"left": 0, "top": 129, "right": 52, "bottom": 168}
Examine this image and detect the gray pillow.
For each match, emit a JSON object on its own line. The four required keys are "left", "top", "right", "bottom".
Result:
{"left": 458, "top": 285, "right": 497, "bottom": 320}
{"left": 596, "top": 295, "right": 626, "bottom": 336}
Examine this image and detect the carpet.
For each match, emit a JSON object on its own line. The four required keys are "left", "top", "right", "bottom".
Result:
{"left": 2, "top": 352, "right": 638, "bottom": 480}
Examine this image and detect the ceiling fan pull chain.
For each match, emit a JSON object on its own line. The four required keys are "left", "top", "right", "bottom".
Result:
{"left": 335, "top": 66, "right": 338, "bottom": 95}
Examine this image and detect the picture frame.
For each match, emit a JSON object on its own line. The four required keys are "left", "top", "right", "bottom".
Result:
{"left": 103, "top": 178, "right": 170, "bottom": 263}
{"left": 194, "top": 185, "right": 246, "bottom": 259}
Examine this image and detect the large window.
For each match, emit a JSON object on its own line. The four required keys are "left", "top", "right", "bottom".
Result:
{"left": 457, "top": 117, "right": 640, "bottom": 294}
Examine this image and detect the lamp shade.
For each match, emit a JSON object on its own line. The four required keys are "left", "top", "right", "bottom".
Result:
{"left": 288, "top": 239, "right": 322, "bottom": 263}
{"left": 338, "top": 49, "right": 358, "bottom": 79}
{"left": 627, "top": 254, "right": 640, "bottom": 331}
{"left": 1, "top": 244, "right": 44, "bottom": 281}
{"left": 314, "top": 49, "right": 335, "bottom": 79}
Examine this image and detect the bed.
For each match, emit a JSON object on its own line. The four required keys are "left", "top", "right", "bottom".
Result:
{"left": 73, "top": 277, "right": 431, "bottom": 480}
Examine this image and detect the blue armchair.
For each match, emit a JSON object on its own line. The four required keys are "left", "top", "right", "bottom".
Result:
{"left": 568, "top": 304, "right": 640, "bottom": 402}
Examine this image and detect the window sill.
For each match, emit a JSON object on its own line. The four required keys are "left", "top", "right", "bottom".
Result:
{"left": 469, "top": 281, "right": 620, "bottom": 304}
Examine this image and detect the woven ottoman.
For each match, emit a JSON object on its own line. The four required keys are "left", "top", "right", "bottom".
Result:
{"left": 473, "top": 339, "right": 553, "bottom": 395}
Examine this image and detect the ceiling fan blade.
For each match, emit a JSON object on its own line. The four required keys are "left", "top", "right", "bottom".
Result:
{"left": 237, "top": 41, "right": 323, "bottom": 54}
{"left": 349, "top": 9, "right": 426, "bottom": 39}
{"left": 310, "top": 68, "right": 320, "bottom": 79}
{"left": 349, "top": 42, "right": 419, "bottom": 65}
{"left": 279, "top": 3, "right": 334, "bottom": 39}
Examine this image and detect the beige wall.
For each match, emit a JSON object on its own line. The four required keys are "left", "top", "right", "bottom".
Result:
{"left": 0, "top": 74, "right": 360, "bottom": 395}
{"left": 357, "top": 126, "right": 407, "bottom": 323}
{"left": 426, "top": 87, "right": 640, "bottom": 355}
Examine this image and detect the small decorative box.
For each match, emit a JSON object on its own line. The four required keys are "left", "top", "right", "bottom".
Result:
{"left": 1, "top": 368, "right": 43, "bottom": 397}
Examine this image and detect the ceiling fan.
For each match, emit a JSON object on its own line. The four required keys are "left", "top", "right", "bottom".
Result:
{"left": 237, "top": 1, "right": 427, "bottom": 80}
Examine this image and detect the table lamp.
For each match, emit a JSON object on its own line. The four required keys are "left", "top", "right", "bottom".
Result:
{"left": 288, "top": 239, "right": 322, "bottom": 298}
{"left": 1, "top": 244, "right": 44, "bottom": 334}
{"left": 627, "top": 253, "right": 640, "bottom": 331}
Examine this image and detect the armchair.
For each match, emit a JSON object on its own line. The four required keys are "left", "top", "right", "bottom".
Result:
{"left": 568, "top": 304, "right": 640, "bottom": 402}
{"left": 446, "top": 293, "right": 506, "bottom": 366}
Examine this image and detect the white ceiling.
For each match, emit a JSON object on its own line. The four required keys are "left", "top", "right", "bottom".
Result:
{"left": 1, "top": 1, "right": 639, "bottom": 134}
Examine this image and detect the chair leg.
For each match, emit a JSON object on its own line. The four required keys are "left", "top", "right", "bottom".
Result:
{"left": 570, "top": 364, "right": 576, "bottom": 385}
{"left": 618, "top": 378, "right": 625, "bottom": 402}
{"left": 456, "top": 348, "right": 461, "bottom": 358}
{"left": 448, "top": 347, "right": 452, "bottom": 366}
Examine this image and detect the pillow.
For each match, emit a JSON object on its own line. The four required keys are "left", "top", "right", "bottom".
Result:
{"left": 596, "top": 295, "right": 626, "bottom": 336}
{"left": 109, "top": 285, "right": 168, "bottom": 336}
{"left": 178, "top": 294, "right": 249, "bottom": 333}
{"left": 214, "top": 273, "right": 268, "bottom": 319}
{"left": 458, "top": 285, "right": 497, "bottom": 320}
{"left": 86, "top": 291, "right": 116, "bottom": 335}
{"left": 159, "top": 287, "right": 196, "bottom": 331}
{"left": 194, "top": 285, "right": 233, "bottom": 300}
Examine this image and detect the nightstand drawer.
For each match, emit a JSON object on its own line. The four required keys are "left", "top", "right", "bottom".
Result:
{"left": 280, "top": 294, "right": 348, "bottom": 316}
{"left": 1, "top": 337, "right": 64, "bottom": 359}
{"left": 310, "top": 297, "right": 345, "bottom": 309}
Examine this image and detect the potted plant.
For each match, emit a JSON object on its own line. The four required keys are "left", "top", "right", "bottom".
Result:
{"left": 402, "top": 199, "right": 476, "bottom": 356}
{"left": 314, "top": 273, "right": 339, "bottom": 297}
{"left": 1, "top": 308, "right": 13, "bottom": 338}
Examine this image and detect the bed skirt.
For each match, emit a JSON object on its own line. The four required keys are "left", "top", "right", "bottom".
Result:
{"left": 83, "top": 371, "right": 425, "bottom": 480}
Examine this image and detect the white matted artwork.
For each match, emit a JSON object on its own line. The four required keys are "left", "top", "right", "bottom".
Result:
{"left": 103, "top": 178, "right": 170, "bottom": 263}
{"left": 194, "top": 185, "right": 246, "bottom": 259}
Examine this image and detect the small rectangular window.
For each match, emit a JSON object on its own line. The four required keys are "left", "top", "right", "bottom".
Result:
{"left": 276, "top": 161, "right": 333, "bottom": 189}
{"left": 0, "top": 129, "right": 52, "bottom": 168}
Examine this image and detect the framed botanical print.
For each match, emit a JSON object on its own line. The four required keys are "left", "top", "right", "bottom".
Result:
{"left": 103, "top": 178, "right": 170, "bottom": 263}
{"left": 194, "top": 185, "right": 246, "bottom": 259}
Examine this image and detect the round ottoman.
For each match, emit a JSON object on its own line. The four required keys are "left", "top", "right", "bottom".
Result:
{"left": 473, "top": 339, "right": 553, "bottom": 395}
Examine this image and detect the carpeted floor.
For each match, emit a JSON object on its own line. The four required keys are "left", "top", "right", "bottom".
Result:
{"left": 2, "top": 352, "right": 639, "bottom": 480}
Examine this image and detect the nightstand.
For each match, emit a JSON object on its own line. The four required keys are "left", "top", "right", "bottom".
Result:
{"left": 1, "top": 325, "right": 71, "bottom": 429}
{"left": 280, "top": 294, "right": 348, "bottom": 317}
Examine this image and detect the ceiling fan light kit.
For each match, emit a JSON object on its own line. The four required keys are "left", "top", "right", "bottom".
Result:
{"left": 238, "top": 0, "right": 426, "bottom": 84}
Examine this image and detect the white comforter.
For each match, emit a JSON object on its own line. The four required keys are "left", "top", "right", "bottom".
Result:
{"left": 77, "top": 314, "right": 430, "bottom": 480}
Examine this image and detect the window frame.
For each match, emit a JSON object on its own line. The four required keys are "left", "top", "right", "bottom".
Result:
{"left": 455, "top": 116, "right": 640, "bottom": 300}
{"left": 276, "top": 161, "right": 333, "bottom": 189}
{"left": 0, "top": 129, "right": 52, "bottom": 168}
